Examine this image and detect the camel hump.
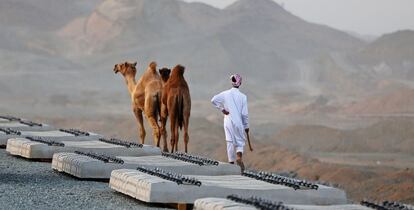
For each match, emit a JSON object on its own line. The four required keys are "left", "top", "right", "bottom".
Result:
{"left": 173, "top": 65, "right": 185, "bottom": 76}
{"left": 149, "top": 62, "right": 157, "bottom": 70}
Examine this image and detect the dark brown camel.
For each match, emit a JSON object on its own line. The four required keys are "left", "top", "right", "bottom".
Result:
{"left": 160, "top": 65, "right": 191, "bottom": 153}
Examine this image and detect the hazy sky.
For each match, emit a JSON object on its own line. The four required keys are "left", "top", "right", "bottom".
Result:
{"left": 183, "top": 0, "right": 414, "bottom": 36}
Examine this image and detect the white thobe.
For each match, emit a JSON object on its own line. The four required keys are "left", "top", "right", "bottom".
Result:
{"left": 211, "top": 88, "right": 249, "bottom": 162}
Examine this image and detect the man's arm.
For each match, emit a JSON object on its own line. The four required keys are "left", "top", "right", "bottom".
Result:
{"left": 211, "top": 92, "right": 229, "bottom": 115}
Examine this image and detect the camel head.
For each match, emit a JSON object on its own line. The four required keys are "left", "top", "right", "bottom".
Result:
{"left": 159, "top": 68, "right": 171, "bottom": 83}
{"left": 113, "top": 62, "right": 137, "bottom": 77}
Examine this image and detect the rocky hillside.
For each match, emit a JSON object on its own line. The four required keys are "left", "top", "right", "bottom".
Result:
{"left": 272, "top": 117, "right": 414, "bottom": 154}
{"left": 343, "top": 88, "right": 414, "bottom": 115}
{"left": 57, "top": 0, "right": 363, "bottom": 56}
{"left": 33, "top": 0, "right": 366, "bottom": 98}
{"left": 359, "top": 30, "right": 414, "bottom": 78}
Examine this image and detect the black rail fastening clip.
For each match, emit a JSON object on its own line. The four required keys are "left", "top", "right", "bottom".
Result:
{"left": 176, "top": 152, "right": 219, "bottom": 166}
{"left": 0, "top": 128, "right": 21, "bottom": 135}
{"left": 161, "top": 152, "right": 206, "bottom": 166}
{"left": 361, "top": 199, "right": 414, "bottom": 210}
{"left": 59, "top": 128, "right": 90, "bottom": 136}
{"left": 19, "top": 120, "right": 43, "bottom": 127}
{"left": 227, "top": 194, "right": 294, "bottom": 210}
{"left": 74, "top": 151, "right": 124, "bottom": 164}
{"left": 383, "top": 200, "right": 413, "bottom": 210}
{"left": 136, "top": 166, "right": 202, "bottom": 187}
{"left": 99, "top": 138, "right": 143, "bottom": 148}
{"left": 0, "top": 115, "right": 21, "bottom": 121}
{"left": 26, "top": 136, "right": 64, "bottom": 147}
{"left": 242, "top": 170, "right": 318, "bottom": 190}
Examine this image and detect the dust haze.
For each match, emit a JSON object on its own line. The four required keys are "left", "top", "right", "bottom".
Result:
{"left": 0, "top": 0, "right": 413, "bottom": 203}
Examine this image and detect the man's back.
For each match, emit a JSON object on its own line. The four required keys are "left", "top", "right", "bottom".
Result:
{"left": 211, "top": 87, "right": 249, "bottom": 131}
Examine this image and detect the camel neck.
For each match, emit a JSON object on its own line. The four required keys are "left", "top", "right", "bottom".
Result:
{"left": 124, "top": 75, "right": 136, "bottom": 96}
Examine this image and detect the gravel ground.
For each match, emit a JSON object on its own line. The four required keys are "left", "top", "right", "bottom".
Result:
{"left": 0, "top": 149, "right": 171, "bottom": 210}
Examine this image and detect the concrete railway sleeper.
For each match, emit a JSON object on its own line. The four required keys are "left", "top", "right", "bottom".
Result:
{"left": 26, "top": 136, "right": 65, "bottom": 147}
{"left": 136, "top": 166, "right": 202, "bottom": 186}
{"left": 98, "top": 138, "right": 143, "bottom": 148}
{"left": 74, "top": 151, "right": 124, "bottom": 164}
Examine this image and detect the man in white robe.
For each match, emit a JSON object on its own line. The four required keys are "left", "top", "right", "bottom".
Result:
{"left": 211, "top": 74, "right": 252, "bottom": 172}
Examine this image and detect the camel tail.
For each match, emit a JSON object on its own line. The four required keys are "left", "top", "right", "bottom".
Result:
{"left": 177, "top": 94, "right": 184, "bottom": 130}
{"left": 153, "top": 92, "right": 161, "bottom": 122}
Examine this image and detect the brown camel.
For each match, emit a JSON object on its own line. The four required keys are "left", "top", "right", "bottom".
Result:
{"left": 113, "top": 61, "right": 163, "bottom": 147}
{"left": 160, "top": 65, "right": 191, "bottom": 153}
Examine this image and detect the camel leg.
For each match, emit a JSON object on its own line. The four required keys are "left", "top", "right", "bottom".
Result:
{"left": 169, "top": 111, "right": 177, "bottom": 153}
{"left": 175, "top": 125, "right": 179, "bottom": 152}
{"left": 144, "top": 95, "right": 161, "bottom": 147}
{"left": 183, "top": 113, "right": 190, "bottom": 153}
{"left": 174, "top": 113, "right": 179, "bottom": 152}
{"left": 160, "top": 104, "right": 169, "bottom": 152}
{"left": 160, "top": 116, "right": 168, "bottom": 152}
{"left": 146, "top": 115, "right": 160, "bottom": 147}
{"left": 133, "top": 108, "right": 146, "bottom": 144}
{"left": 145, "top": 107, "right": 160, "bottom": 147}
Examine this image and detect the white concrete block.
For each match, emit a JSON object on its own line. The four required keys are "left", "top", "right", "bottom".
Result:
{"left": 0, "top": 121, "right": 53, "bottom": 131}
{"left": 109, "top": 169, "right": 347, "bottom": 205}
{"left": 52, "top": 154, "right": 239, "bottom": 179}
{"left": 194, "top": 198, "right": 372, "bottom": 210}
{"left": 0, "top": 129, "right": 101, "bottom": 146}
{"left": 6, "top": 137, "right": 159, "bottom": 159}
